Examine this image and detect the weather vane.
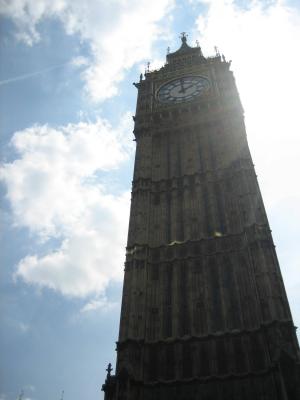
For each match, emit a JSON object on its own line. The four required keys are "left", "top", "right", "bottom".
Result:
{"left": 180, "top": 32, "right": 188, "bottom": 39}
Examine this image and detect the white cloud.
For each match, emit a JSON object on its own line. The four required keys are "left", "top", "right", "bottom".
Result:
{"left": 0, "top": 0, "right": 174, "bottom": 101}
{"left": 0, "top": 114, "right": 133, "bottom": 298}
{"left": 80, "top": 296, "right": 118, "bottom": 313}
{"left": 71, "top": 56, "right": 89, "bottom": 68}
{"left": 194, "top": 0, "right": 300, "bottom": 320}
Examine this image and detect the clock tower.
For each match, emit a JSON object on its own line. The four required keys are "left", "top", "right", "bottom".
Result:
{"left": 102, "top": 34, "right": 300, "bottom": 400}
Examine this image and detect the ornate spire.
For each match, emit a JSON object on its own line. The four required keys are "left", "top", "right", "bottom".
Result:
{"left": 178, "top": 32, "right": 190, "bottom": 50}
{"left": 180, "top": 32, "right": 188, "bottom": 43}
{"left": 166, "top": 32, "right": 204, "bottom": 64}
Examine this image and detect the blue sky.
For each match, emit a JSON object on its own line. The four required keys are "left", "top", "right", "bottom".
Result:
{"left": 1, "top": 1, "right": 300, "bottom": 400}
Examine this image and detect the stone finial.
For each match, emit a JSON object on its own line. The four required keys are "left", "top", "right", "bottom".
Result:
{"left": 106, "top": 362, "right": 113, "bottom": 378}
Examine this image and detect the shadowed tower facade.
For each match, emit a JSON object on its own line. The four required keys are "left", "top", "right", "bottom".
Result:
{"left": 102, "top": 34, "right": 300, "bottom": 400}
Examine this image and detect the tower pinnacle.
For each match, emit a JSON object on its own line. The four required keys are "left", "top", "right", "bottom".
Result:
{"left": 180, "top": 32, "right": 188, "bottom": 43}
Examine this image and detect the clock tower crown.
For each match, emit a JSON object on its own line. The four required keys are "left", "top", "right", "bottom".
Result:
{"left": 166, "top": 32, "right": 204, "bottom": 65}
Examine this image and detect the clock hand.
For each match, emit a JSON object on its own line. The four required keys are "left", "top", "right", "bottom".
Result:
{"left": 182, "top": 83, "right": 197, "bottom": 92}
{"left": 179, "top": 82, "right": 199, "bottom": 94}
{"left": 179, "top": 78, "right": 185, "bottom": 93}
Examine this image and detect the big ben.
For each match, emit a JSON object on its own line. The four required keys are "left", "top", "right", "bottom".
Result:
{"left": 102, "top": 33, "right": 300, "bottom": 399}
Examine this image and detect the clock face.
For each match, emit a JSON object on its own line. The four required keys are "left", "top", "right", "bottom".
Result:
{"left": 157, "top": 76, "right": 210, "bottom": 104}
